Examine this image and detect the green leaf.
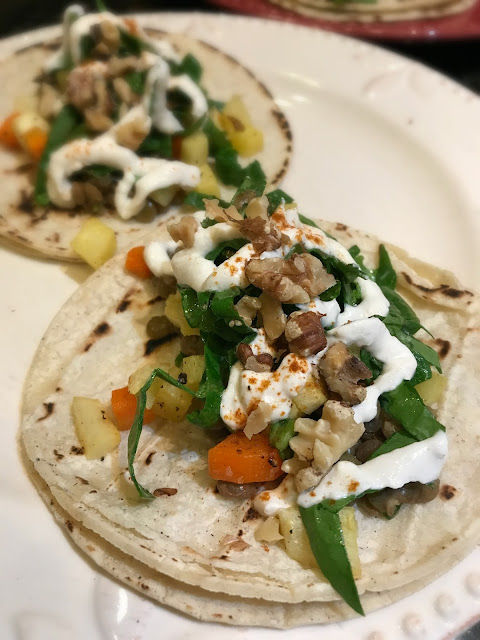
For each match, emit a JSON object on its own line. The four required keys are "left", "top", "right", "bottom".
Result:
{"left": 369, "top": 431, "right": 416, "bottom": 459}
{"left": 231, "top": 163, "right": 267, "bottom": 208}
{"left": 319, "top": 281, "right": 342, "bottom": 302}
{"left": 375, "top": 245, "right": 396, "bottom": 289}
{"left": 349, "top": 245, "right": 375, "bottom": 280}
{"left": 269, "top": 419, "right": 296, "bottom": 460}
{"left": 203, "top": 118, "right": 230, "bottom": 154}
{"left": 300, "top": 505, "right": 364, "bottom": 616}
{"left": 124, "top": 70, "right": 147, "bottom": 95}
{"left": 169, "top": 53, "right": 202, "bottom": 82}
{"left": 128, "top": 368, "right": 202, "bottom": 498}
{"left": 118, "top": 28, "right": 153, "bottom": 57}
{"left": 310, "top": 249, "right": 362, "bottom": 308}
{"left": 187, "top": 342, "right": 224, "bottom": 428}
{"left": 137, "top": 128, "right": 172, "bottom": 158}
{"left": 359, "top": 348, "right": 383, "bottom": 382}
{"left": 380, "top": 381, "right": 444, "bottom": 440}
{"left": 34, "top": 105, "right": 83, "bottom": 206}
{"left": 381, "top": 287, "right": 421, "bottom": 335}
{"left": 298, "top": 213, "right": 319, "bottom": 228}
{"left": 174, "top": 352, "right": 185, "bottom": 367}
{"left": 96, "top": 0, "right": 108, "bottom": 11}
{"left": 205, "top": 239, "right": 248, "bottom": 264}
{"left": 183, "top": 192, "right": 230, "bottom": 210}
{"left": 214, "top": 146, "right": 245, "bottom": 186}
{"left": 266, "top": 188, "right": 293, "bottom": 215}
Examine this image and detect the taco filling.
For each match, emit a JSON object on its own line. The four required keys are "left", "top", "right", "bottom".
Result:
{"left": 0, "top": 5, "right": 276, "bottom": 257}
{"left": 71, "top": 181, "right": 450, "bottom": 615}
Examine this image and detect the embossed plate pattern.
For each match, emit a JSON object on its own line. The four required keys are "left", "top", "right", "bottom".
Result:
{"left": 1, "top": 13, "right": 479, "bottom": 640}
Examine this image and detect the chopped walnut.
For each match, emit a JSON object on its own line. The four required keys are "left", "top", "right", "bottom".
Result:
{"left": 318, "top": 342, "right": 371, "bottom": 405}
{"left": 107, "top": 55, "right": 147, "bottom": 76}
{"left": 285, "top": 311, "right": 326, "bottom": 357}
{"left": 168, "top": 217, "right": 198, "bottom": 248}
{"left": 91, "top": 20, "right": 120, "bottom": 57}
{"left": 289, "top": 401, "right": 364, "bottom": 476}
{"left": 245, "top": 253, "right": 335, "bottom": 304}
{"left": 204, "top": 199, "right": 242, "bottom": 224}
{"left": 114, "top": 112, "right": 149, "bottom": 150}
{"left": 237, "top": 216, "right": 282, "bottom": 254}
{"left": 66, "top": 66, "right": 96, "bottom": 110}
{"left": 259, "top": 293, "right": 286, "bottom": 341}
{"left": 112, "top": 77, "right": 135, "bottom": 106}
{"left": 235, "top": 295, "right": 261, "bottom": 326}
{"left": 84, "top": 108, "right": 114, "bottom": 132}
{"left": 236, "top": 343, "right": 273, "bottom": 372}
{"left": 245, "top": 195, "right": 269, "bottom": 220}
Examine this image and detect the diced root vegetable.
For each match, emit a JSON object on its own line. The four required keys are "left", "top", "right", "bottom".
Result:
{"left": 339, "top": 507, "right": 361, "bottom": 579}
{"left": 125, "top": 246, "right": 152, "bottom": 279}
{"left": 208, "top": 432, "right": 284, "bottom": 484}
{"left": 180, "top": 131, "right": 209, "bottom": 166}
{"left": 70, "top": 218, "right": 116, "bottom": 269}
{"left": 228, "top": 127, "right": 264, "bottom": 157}
{"left": 277, "top": 507, "right": 317, "bottom": 568}
{"left": 218, "top": 95, "right": 264, "bottom": 157}
{"left": 193, "top": 163, "right": 220, "bottom": 198}
{"left": 0, "top": 112, "right": 20, "bottom": 149}
{"left": 151, "top": 363, "right": 193, "bottom": 422}
{"left": 255, "top": 516, "right": 284, "bottom": 542}
{"left": 293, "top": 374, "right": 328, "bottom": 415}
{"left": 182, "top": 355, "right": 205, "bottom": 391}
{"left": 220, "top": 95, "right": 253, "bottom": 131}
{"left": 12, "top": 111, "right": 50, "bottom": 157}
{"left": 111, "top": 386, "right": 156, "bottom": 431}
{"left": 71, "top": 396, "right": 120, "bottom": 459}
{"left": 165, "top": 292, "right": 200, "bottom": 336}
{"left": 415, "top": 371, "right": 447, "bottom": 406}
{"left": 150, "top": 185, "right": 178, "bottom": 207}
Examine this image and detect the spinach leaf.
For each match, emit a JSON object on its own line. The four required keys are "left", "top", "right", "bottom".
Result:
{"left": 34, "top": 105, "right": 83, "bottom": 206}
{"left": 300, "top": 505, "right": 364, "bottom": 615}
{"left": 231, "top": 165, "right": 267, "bottom": 210}
{"left": 96, "top": 0, "right": 108, "bottom": 11}
{"left": 214, "top": 146, "right": 245, "bottom": 186}
{"left": 375, "top": 245, "right": 396, "bottom": 289}
{"left": 124, "top": 70, "right": 147, "bottom": 95}
{"left": 349, "top": 245, "right": 375, "bottom": 280}
{"left": 137, "top": 128, "right": 172, "bottom": 158}
{"left": 205, "top": 238, "right": 248, "bottom": 264}
{"left": 203, "top": 118, "right": 230, "bottom": 154}
{"left": 269, "top": 419, "right": 296, "bottom": 460}
{"left": 118, "top": 29, "right": 153, "bottom": 57}
{"left": 381, "top": 287, "right": 422, "bottom": 336}
{"left": 208, "top": 97, "right": 225, "bottom": 111}
{"left": 310, "top": 249, "right": 362, "bottom": 307}
{"left": 175, "top": 351, "right": 185, "bottom": 367}
{"left": 380, "top": 382, "right": 444, "bottom": 440}
{"left": 359, "top": 348, "right": 383, "bottom": 382}
{"left": 183, "top": 192, "right": 230, "bottom": 210}
{"left": 319, "top": 281, "right": 342, "bottom": 302}
{"left": 169, "top": 53, "right": 202, "bottom": 83}
{"left": 187, "top": 342, "right": 223, "bottom": 428}
{"left": 369, "top": 431, "right": 416, "bottom": 459}
{"left": 266, "top": 189, "right": 294, "bottom": 215}
{"left": 298, "top": 213, "right": 319, "bottom": 228}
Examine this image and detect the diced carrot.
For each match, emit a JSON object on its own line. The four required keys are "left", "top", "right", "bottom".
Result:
{"left": 111, "top": 386, "right": 156, "bottom": 431}
{"left": 123, "top": 17, "right": 139, "bottom": 35}
{"left": 208, "top": 432, "right": 284, "bottom": 484}
{"left": 0, "top": 112, "right": 20, "bottom": 149}
{"left": 125, "top": 246, "right": 152, "bottom": 279}
{"left": 172, "top": 135, "right": 182, "bottom": 160}
{"left": 24, "top": 127, "right": 48, "bottom": 160}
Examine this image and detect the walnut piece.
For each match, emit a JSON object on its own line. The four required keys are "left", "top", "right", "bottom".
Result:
{"left": 285, "top": 311, "right": 326, "bottom": 357}
{"left": 289, "top": 401, "right": 364, "bottom": 478}
{"left": 237, "top": 216, "right": 282, "bottom": 254}
{"left": 236, "top": 343, "right": 273, "bottom": 372}
{"left": 259, "top": 292, "right": 286, "bottom": 341}
{"left": 168, "top": 217, "right": 198, "bottom": 249}
{"left": 91, "top": 20, "right": 121, "bottom": 57}
{"left": 318, "top": 342, "right": 372, "bottom": 405}
{"left": 235, "top": 295, "right": 261, "bottom": 327}
{"left": 245, "top": 253, "right": 335, "bottom": 304}
{"left": 245, "top": 195, "right": 269, "bottom": 220}
{"left": 204, "top": 199, "right": 242, "bottom": 224}
{"left": 114, "top": 112, "right": 149, "bottom": 150}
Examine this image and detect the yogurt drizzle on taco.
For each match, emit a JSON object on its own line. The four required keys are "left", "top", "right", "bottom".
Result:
{"left": 124, "top": 184, "right": 447, "bottom": 614}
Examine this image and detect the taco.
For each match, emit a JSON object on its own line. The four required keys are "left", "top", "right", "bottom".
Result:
{"left": 268, "top": 0, "right": 476, "bottom": 22}
{"left": 20, "top": 183, "right": 479, "bottom": 626}
{"left": 0, "top": 6, "right": 291, "bottom": 262}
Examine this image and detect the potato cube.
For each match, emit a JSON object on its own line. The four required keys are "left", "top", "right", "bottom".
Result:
{"left": 12, "top": 110, "right": 49, "bottom": 151}
{"left": 193, "top": 163, "right": 220, "bottom": 198}
{"left": 293, "top": 375, "right": 328, "bottom": 415}
{"left": 150, "top": 185, "right": 178, "bottom": 207}
{"left": 180, "top": 131, "right": 209, "bottom": 166}
{"left": 278, "top": 507, "right": 317, "bottom": 568}
{"left": 182, "top": 355, "right": 205, "bottom": 391}
{"left": 415, "top": 371, "right": 447, "bottom": 406}
{"left": 151, "top": 363, "right": 193, "bottom": 422}
{"left": 339, "top": 507, "right": 361, "bottom": 579}
{"left": 71, "top": 396, "right": 120, "bottom": 460}
{"left": 165, "top": 292, "right": 199, "bottom": 336}
{"left": 220, "top": 95, "right": 252, "bottom": 132}
{"left": 255, "top": 516, "right": 283, "bottom": 542}
{"left": 70, "top": 218, "right": 116, "bottom": 269}
{"left": 228, "top": 126, "right": 264, "bottom": 157}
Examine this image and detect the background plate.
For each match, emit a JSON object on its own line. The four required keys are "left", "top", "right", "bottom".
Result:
{"left": 1, "top": 13, "right": 479, "bottom": 640}
{"left": 209, "top": 0, "right": 480, "bottom": 40}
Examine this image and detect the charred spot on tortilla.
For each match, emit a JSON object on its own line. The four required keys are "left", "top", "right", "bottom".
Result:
{"left": 243, "top": 507, "right": 259, "bottom": 522}
{"left": 116, "top": 299, "right": 132, "bottom": 313}
{"left": 144, "top": 334, "right": 177, "bottom": 356}
{"left": 145, "top": 451, "right": 156, "bottom": 465}
{"left": 75, "top": 476, "right": 89, "bottom": 485}
{"left": 46, "top": 232, "right": 61, "bottom": 243}
{"left": 4, "top": 162, "right": 34, "bottom": 175}
{"left": 336, "top": 223, "right": 348, "bottom": 231}
{"left": 93, "top": 322, "right": 111, "bottom": 337}
{"left": 17, "top": 190, "right": 34, "bottom": 215}
{"left": 37, "top": 401, "right": 54, "bottom": 422}
{"left": 83, "top": 343, "right": 92, "bottom": 352}
{"left": 65, "top": 519, "right": 74, "bottom": 533}
{"left": 53, "top": 449, "right": 64, "bottom": 460}
{"left": 141, "top": 583, "right": 150, "bottom": 591}
{"left": 153, "top": 487, "right": 178, "bottom": 497}
{"left": 70, "top": 446, "right": 84, "bottom": 455}
{"left": 440, "top": 484, "right": 457, "bottom": 500}
{"left": 435, "top": 338, "right": 451, "bottom": 359}
{"left": 402, "top": 272, "right": 473, "bottom": 298}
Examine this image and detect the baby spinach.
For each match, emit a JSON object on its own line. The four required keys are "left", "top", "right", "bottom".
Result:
{"left": 137, "top": 128, "right": 172, "bottom": 158}
{"left": 266, "top": 188, "right": 294, "bottom": 215}
{"left": 169, "top": 53, "right": 202, "bottom": 83}
{"left": 205, "top": 239, "right": 248, "bottom": 264}
{"left": 269, "top": 419, "right": 296, "bottom": 460}
{"left": 187, "top": 342, "right": 223, "bottom": 428}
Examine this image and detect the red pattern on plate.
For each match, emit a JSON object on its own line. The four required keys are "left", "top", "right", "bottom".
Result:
{"left": 208, "top": 0, "right": 480, "bottom": 40}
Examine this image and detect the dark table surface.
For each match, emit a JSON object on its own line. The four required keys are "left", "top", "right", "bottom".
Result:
{"left": 1, "top": 0, "right": 479, "bottom": 93}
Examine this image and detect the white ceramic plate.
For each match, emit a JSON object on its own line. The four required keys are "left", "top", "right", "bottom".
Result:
{"left": 1, "top": 13, "right": 479, "bottom": 640}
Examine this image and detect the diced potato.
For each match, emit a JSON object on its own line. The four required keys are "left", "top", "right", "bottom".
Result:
{"left": 71, "top": 396, "right": 120, "bottom": 460}
{"left": 415, "top": 371, "right": 447, "bottom": 406}
{"left": 150, "top": 185, "right": 178, "bottom": 207}
{"left": 339, "top": 507, "right": 361, "bottom": 579}
{"left": 70, "top": 218, "right": 116, "bottom": 269}
{"left": 293, "top": 375, "right": 328, "bottom": 415}
{"left": 165, "top": 292, "right": 199, "bottom": 336}
{"left": 127, "top": 363, "right": 167, "bottom": 409}
{"left": 278, "top": 507, "right": 317, "bottom": 568}
{"left": 220, "top": 95, "right": 253, "bottom": 132}
{"left": 180, "top": 131, "right": 209, "bottom": 166}
{"left": 151, "top": 363, "right": 193, "bottom": 422}
{"left": 193, "top": 163, "right": 220, "bottom": 198}
{"left": 255, "top": 516, "right": 284, "bottom": 542}
{"left": 12, "top": 110, "right": 49, "bottom": 152}
{"left": 228, "top": 126, "right": 264, "bottom": 157}
{"left": 182, "top": 355, "right": 205, "bottom": 391}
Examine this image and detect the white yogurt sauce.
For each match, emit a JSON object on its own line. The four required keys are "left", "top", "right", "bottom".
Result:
{"left": 298, "top": 430, "right": 448, "bottom": 507}
{"left": 253, "top": 476, "right": 297, "bottom": 517}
